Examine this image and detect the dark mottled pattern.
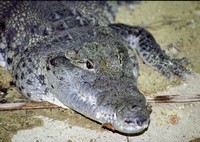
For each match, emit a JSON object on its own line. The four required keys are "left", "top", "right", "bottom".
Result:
{"left": 0, "top": 1, "right": 192, "bottom": 134}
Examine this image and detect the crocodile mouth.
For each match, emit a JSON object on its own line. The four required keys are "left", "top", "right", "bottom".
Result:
{"left": 113, "top": 116, "right": 150, "bottom": 134}
{"left": 102, "top": 116, "right": 150, "bottom": 134}
{"left": 96, "top": 109, "right": 150, "bottom": 134}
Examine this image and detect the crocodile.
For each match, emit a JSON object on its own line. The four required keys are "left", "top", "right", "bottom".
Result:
{"left": 0, "top": 1, "right": 192, "bottom": 134}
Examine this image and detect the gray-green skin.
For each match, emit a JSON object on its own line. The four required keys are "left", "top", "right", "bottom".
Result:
{"left": 0, "top": 1, "right": 192, "bottom": 134}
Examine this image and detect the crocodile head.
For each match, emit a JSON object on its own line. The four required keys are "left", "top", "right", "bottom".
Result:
{"left": 45, "top": 29, "right": 151, "bottom": 134}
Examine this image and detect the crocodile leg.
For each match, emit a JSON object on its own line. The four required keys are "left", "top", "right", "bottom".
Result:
{"left": 109, "top": 23, "right": 193, "bottom": 80}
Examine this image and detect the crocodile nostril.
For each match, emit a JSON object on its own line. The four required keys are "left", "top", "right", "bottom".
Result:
{"left": 136, "top": 118, "right": 142, "bottom": 126}
{"left": 124, "top": 119, "right": 134, "bottom": 124}
{"left": 124, "top": 117, "right": 147, "bottom": 126}
{"left": 136, "top": 117, "right": 147, "bottom": 126}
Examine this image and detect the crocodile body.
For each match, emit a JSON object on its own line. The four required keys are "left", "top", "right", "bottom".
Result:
{"left": 0, "top": 1, "right": 192, "bottom": 134}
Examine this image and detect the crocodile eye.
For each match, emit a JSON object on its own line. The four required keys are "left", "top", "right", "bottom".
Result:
{"left": 86, "top": 60, "right": 93, "bottom": 69}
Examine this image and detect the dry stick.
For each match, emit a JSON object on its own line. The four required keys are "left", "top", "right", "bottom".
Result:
{"left": 147, "top": 94, "right": 200, "bottom": 103}
{"left": 0, "top": 95, "right": 200, "bottom": 111}
{"left": 143, "top": 18, "right": 182, "bottom": 29}
{"left": 0, "top": 102, "right": 61, "bottom": 111}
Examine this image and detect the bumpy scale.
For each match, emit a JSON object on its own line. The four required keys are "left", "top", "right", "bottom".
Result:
{"left": 0, "top": 1, "right": 192, "bottom": 134}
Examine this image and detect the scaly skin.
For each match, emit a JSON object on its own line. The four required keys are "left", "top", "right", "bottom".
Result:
{"left": 0, "top": 1, "right": 191, "bottom": 134}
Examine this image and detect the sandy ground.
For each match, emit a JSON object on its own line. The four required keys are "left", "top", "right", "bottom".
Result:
{"left": 0, "top": 1, "right": 200, "bottom": 142}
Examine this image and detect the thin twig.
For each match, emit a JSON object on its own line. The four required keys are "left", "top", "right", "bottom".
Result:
{"left": 147, "top": 94, "right": 200, "bottom": 103}
{"left": 126, "top": 136, "right": 130, "bottom": 142}
{"left": 0, "top": 102, "right": 60, "bottom": 111}
{"left": 0, "top": 94, "right": 200, "bottom": 111}
{"left": 143, "top": 18, "right": 182, "bottom": 29}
